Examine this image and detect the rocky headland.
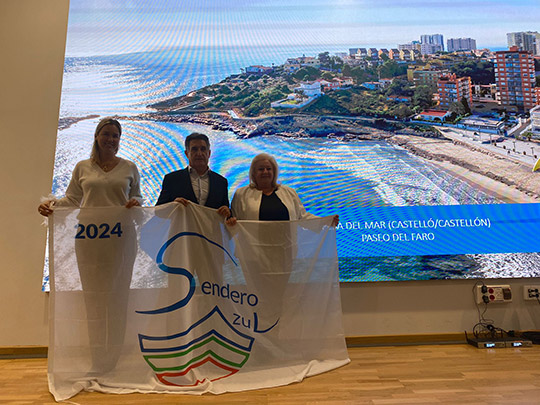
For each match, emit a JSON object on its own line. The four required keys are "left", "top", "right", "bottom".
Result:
{"left": 134, "top": 112, "right": 439, "bottom": 140}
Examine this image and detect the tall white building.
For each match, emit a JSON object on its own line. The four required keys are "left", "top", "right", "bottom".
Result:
{"left": 447, "top": 38, "right": 477, "bottom": 53}
{"left": 421, "top": 43, "right": 443, "bottom": 55}
{"left": 507, "top": 31, "right": 539, "bottom": 55}
{"left": 420, "top": 34, "right": 444, "bottom": 54}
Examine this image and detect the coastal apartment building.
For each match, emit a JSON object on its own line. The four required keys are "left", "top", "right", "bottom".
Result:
{"left": 421, "top": 43, "right": 443, "bottom": 55}
{"left": 507, "top": 31, "right": 539, "bottom": 55}
{"left": 437, "top": 74, "right": 473, "bottom": 110}
{"left": 352, "top": 46, "right": 420, "bottom": 62}
{"left": 378, "top": 49, "right": 390, "bottom": 59}
{"left": 283, "top": 56, "right": 321, "bottom": 72}
{"left": 447, "top": 38, "right": 477, "bottom": 53}
{"left": 398, "top": 42, "right": 421, "bottom": 52}
{"left": 354, "top": 48, "right": 368, "bottom": 59}
{"left": 284, "top": 59, "right": 301, "bottom": 72}
{"left": 389, "top": 49, "right": 400, "bottom": 60}
{"left": 408, "top": 67, "right": 449, "bottom": 89}
{"left": 420, "top": 34, "right": 444, "bottom": 54}
{"left": 367, "top": 48, "right": 379, "bottom": 59}
{"left": 399, "top": 49, "right": 414, "bottom": 62}
{"left": 495, "top": 46, "right": 537, "bottom": 111}
{"left": 297, "top": 56, "right": 320, "bottom": 68}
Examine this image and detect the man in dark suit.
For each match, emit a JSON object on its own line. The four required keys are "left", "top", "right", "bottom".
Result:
{"left": 156, "top": 133, "right": 231, "bottom": 219}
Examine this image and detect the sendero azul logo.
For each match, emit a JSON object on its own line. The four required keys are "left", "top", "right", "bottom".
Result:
{"left": 136, "top": 231, "right": 276, "bottom": 386}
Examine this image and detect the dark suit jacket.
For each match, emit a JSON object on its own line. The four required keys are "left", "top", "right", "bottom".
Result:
{"left": 156, "top": 167, "right": 229, "bottom": 208}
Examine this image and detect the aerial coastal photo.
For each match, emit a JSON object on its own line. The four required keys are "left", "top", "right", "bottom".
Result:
{"left": 51, "top": 0, "right": 540, "bottom": 283}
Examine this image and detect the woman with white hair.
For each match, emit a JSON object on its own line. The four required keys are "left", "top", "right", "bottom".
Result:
{"left": 227, "top": 153, "right": 339, "bottom": 333}
{"left": 228, "top": 153, "right": 338, "bottom": 225}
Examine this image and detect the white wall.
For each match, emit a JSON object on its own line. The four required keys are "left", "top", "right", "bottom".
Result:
{"left": 1, "top": 0, "right": 539, "bottom": 346}
{"left": 341, "top": 279, "right": 540, "bottom": 336}
{"left": 0, "top": 0, "right": 68, "bottom": 345}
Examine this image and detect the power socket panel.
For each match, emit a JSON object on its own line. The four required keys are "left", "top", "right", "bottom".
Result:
{"left": 523, "top": 285, "right": 540, "bottom": 301}
{"left": 475, "top": 285, "right": 512, "bottom": 304}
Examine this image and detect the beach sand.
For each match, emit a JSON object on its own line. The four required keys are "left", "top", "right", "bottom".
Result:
{"left": 389, "top": 135, "right": 540, "bottom": 204}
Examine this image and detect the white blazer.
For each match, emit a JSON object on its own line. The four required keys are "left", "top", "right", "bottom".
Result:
{"left": 231, "top": 185, "right": 318, "bottom": 221}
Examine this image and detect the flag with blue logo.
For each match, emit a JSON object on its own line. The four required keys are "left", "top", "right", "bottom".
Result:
{"left": 47, "top": 203, "right": 349, "bottom": 400}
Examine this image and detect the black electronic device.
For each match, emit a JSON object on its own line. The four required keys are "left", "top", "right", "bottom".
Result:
{"left": 466, "top": 333, "right": 532, "bottom": 349}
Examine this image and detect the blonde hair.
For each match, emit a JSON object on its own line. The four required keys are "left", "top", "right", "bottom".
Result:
{"left": 249, "top": 153, "right": 280, "bottom": 189}
{"left": 90, "top": 117, "right": 122, "bottom": 163}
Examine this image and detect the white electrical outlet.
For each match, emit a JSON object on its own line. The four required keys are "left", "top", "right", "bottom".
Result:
{"left": 523, "top": 285, "right": 540, "bottom": 301}
{"left": 475, "top": 285, "right": 512, "bottom": 304}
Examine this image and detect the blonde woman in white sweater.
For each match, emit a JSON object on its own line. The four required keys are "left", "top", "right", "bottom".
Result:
{"left": 38, "top": 117, "right": 142, "bottom": 375}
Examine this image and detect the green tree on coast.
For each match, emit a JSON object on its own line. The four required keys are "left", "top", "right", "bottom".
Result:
{"left": 449, "top": 97, "right": 471, "bottom": 116}
{"left": 385, "top": 78, "right": 414, "bottom": 97}
{"left": 450, "top": 60, "right": 494, "bottom": 85}
{"left": 350, "top": 66, "right": 377, "bottom": 84}
{"left": 390, "top": 104, "right": 413, "bottom": 119}
{"left": 413, "top": 85, "right": 435, "bottom": 110}
{"left": 303, "top": 94, "right": 349, "bottom": 115}
{"left": 377, "top": 60, "right": 407, "bottom": 79}
{"left": 322, "top": 71, "right": 334, "bottom": 81}
{"left": 293, "top": 66, "right": 320, "bottom": 81}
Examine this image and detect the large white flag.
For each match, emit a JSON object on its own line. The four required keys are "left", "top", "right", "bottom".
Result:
{"left": 48, "top": 203, "right": 349, "bottom": 401}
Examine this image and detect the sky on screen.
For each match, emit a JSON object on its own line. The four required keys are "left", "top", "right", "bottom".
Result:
{"left": 66, "top": 0, "right": 540, "bottom": 57}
